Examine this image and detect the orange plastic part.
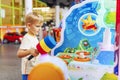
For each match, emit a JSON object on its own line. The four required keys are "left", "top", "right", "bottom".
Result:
{"left": 28, "top": 62, "right": 65, "bottom": 80}
{"left": 74, "top": 57, "right": 91, "bottom": 62}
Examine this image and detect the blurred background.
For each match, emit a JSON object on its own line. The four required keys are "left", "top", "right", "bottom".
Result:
{"left": 0, "top": 0, "right": 85, "bottom": 44}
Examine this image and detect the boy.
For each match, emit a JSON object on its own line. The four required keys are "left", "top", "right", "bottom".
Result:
{"left": 17, "top": 12, "right": 43, "bottom": 80}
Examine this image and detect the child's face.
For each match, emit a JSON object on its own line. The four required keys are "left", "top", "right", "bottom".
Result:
{"left": 28, "top": 21, "right": 42, "bottom": 36}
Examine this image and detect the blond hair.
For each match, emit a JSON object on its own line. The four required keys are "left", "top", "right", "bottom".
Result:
{"left": 25, "top": 12, "right": 43, "bottom": 25}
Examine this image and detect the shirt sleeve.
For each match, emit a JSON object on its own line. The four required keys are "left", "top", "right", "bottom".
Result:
{"left": 20, "top": 37, "right": 32, "bottom": 49}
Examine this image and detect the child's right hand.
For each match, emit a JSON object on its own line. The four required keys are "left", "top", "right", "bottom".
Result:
{"left": 29, "top": 48, "right": 39, "bottom": 57}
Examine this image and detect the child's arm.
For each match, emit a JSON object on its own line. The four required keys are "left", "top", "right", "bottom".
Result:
{"left": 17, "top": 48, "right": 39, "bottom": 58}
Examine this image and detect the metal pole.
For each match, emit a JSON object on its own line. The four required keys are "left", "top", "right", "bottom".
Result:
{"left": 55, "top": 5, "right": 60, "bottom": 27}
{"left": 25, "top": 0, "right": 33, "bottom": 15}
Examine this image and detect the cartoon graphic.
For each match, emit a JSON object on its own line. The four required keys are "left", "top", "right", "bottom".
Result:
{"left": 82, "top": 15, "right": 97, "bottom": 31}
{"left": 96, "top": 28, "right": 114, "bottom": 65}
{"left": 77, "top": 39, "right": 93, "bottom": 52}
{"left": 102, "top": 28, "right": 112, "bottom": 49}
{"left": 64, "top": 48, "right": 76, "bottom": 53}
{"left": 104, "top": 0, "right": 116, "bottom": 28}
{"left": 73, "top": 56, "right": 91, "bottom": 62}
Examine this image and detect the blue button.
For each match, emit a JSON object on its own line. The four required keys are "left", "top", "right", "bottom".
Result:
{"left": 44, "top": 35, "right": 56, "bottom": 49}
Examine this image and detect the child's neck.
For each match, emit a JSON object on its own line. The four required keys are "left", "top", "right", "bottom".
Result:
{"left": 28, "top": 31, "right": 36, "bottom": 37}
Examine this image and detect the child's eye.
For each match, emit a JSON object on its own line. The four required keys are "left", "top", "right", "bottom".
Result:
{"left": 36, "top": 26, "right": 40, "bottom": 27}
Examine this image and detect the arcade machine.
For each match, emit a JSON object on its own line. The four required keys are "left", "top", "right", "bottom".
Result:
{"left": 52, "top": 0, "right": 119, "bottom": 80}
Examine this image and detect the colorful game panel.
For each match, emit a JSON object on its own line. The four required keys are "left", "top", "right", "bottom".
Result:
{"left": 52, "top": 0, "right": 118, "bottom": 80}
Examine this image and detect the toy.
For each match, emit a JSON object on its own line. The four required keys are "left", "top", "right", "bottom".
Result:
{"left": 28, "top": 35, "right": 57, "bottom": 60}
{"left": 36, "top": 35, "right": 56, "bottom": 54}
{"left": 28, "top": 35, "right": 70, "bottom": 80}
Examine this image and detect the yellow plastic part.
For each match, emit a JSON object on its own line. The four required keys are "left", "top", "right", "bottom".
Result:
{"left": 40, "top": 39, "right": 51, "bottom": 52}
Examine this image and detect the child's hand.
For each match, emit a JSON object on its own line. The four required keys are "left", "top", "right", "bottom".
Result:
{"left": 29, "top": 48, "right": 39, "bottom": 57}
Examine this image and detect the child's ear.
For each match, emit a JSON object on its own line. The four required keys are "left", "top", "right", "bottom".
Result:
{"left": 26, "top": 23, "right": 31, "bottom": 29}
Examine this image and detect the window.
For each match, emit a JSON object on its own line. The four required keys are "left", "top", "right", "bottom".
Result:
{"left": 2, "top": 7, "right": 13, "bottom": 25}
